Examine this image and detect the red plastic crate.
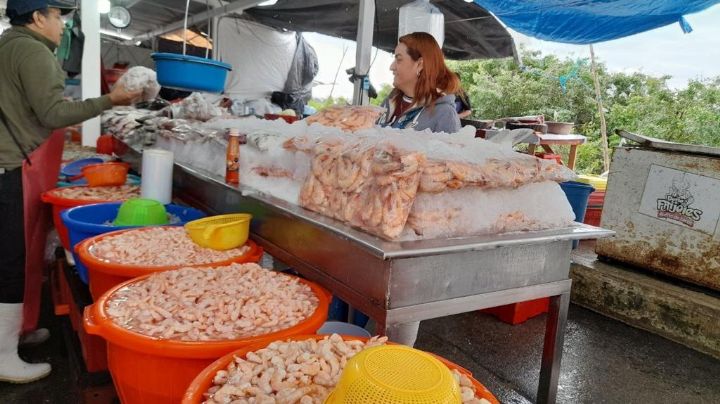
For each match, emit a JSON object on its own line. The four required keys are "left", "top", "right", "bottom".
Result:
{"left": 535, "top": 153, "right": 564, "bottom": 165}
{"left": 68, "top": 291, "right": 108, "bottom": 372}
{"left": 50, "top": 260, "right": 70, "bottom": 316}
{"left": 584, "top": 207, "right": 603, "bottom": 227}
{"left": 482, "top": 298, "right": 550, "bottom": 325}
{"left": 587, "top": 191, "right": 606, "bottom": 208}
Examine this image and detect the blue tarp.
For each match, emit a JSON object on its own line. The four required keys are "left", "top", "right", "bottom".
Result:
{"left": 473, "top": 0, "right": 720, "bottom": 44}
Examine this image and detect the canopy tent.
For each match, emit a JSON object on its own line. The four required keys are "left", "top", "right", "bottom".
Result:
{"left": 240, "top": 0, "right": 514, "bottom": 60}
{"left": 472, "top": 0, "right": 720, "bottom": 44}
{"left": 118, "top": 0, "right": 515, "bottom": 61}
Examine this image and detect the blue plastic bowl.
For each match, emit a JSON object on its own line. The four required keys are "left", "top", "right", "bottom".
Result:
{"left": 152, "top": 52, "right": 232, "bottom": 93}
{"left": 60, "top": 157, "right": 104, "bottom": 179}
{"left": 61, "top": 202, "right": 206, "bottom": 283}
{"left": 559, "top": 181, "right": 596, "bottom": 249}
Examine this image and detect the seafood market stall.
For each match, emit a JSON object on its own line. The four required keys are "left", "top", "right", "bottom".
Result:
{"left": 115, "top": 134, "right": 613, "bottom": 404}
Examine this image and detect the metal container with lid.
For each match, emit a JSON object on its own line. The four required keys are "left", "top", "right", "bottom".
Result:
{"left": 596, "top": 130, "right": 720, "bottom": 290}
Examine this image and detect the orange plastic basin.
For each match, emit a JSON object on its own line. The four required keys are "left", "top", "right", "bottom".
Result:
{"left": 84, "top": 270, "right": 330, "bottom": 404}
{"left": 182, "top": 335, "right": 499, "bottom": 404}
{"left": 41, "top": 186, "right": 130, "bottom": 251}
{"left": 75, "top": 226, "right": 264, "bottom": 300}
{"left": 81, "top": 162, "right": 129, "bottom": 187}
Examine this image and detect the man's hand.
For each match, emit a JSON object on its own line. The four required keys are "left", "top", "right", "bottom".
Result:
{"left": 108, "top": 83, "right": 144, "bottom": 106}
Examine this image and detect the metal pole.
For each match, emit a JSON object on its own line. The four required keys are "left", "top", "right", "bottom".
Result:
{"left": 353, "top": 0, "right": 375, "bottom": 105}
{"left": 81, "top": 0, "right": 101, "bottom": 146}
{"left": 590, "top": 45, "right": 611, "bottom": 173}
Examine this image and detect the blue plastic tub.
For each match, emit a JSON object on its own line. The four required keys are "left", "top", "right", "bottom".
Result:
{"left": 152, "top": 53, "right": 232, "bottom": 93}
{"left": 559, "top": 181, "right": 595, "bottom": 248}
{"left": 60, "top": 157, "right": 104, "bottom": 179}
{"left": 61, "top": 202, "right": 206, "bottom": 283}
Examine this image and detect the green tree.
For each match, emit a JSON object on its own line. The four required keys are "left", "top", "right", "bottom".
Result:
{"left": 449, "top": 49, "right": 720, "bottom": 174}
{"left": 370, "top": 84, "right": 393, "bottom": 106}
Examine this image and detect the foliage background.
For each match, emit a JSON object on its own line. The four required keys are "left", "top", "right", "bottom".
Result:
{"left": 448, "top": 50, "right": 720, "bottom": 174}
{"left": 312, "top": 49, "right": 720, "bottom": 174}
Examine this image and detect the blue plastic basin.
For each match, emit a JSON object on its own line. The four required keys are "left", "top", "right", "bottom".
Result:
{"left": 559, "top": 181, "right": 595, "bottom": 249}
{"left": 60, "top": 157, "right": 104, "bottom": 178}
{"left": 61, "top": 202, "right": 206, "bottom": 283}
{"left": 152, "top": 52, "right": 232, "bottom": 93}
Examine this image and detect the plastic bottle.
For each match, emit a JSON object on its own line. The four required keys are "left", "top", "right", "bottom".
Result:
{"left": 225, "top": 128, "right": 240, "bottom": 184}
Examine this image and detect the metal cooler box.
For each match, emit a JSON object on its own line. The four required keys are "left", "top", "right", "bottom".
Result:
{"left": 596, "top": 131, "right": 720, "bottom": 290}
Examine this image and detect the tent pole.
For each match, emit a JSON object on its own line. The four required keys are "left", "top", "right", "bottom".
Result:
{"left": 353, "top": 0, "right": 375, "bottom": 105}
{"left": 589, "top": 44, "right": 610, "bottom": 172}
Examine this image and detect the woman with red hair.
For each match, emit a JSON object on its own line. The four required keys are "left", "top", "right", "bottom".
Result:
{"left": 379, "top": 32, "right": 462, "bottom": 133}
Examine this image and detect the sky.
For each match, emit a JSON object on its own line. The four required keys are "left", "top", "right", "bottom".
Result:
{"left": 304, "top": 3, "right": 720, "bottom": 100}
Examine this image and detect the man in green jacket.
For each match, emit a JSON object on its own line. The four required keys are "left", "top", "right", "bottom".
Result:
{"left": 0, "top": 0, "right": 141, "bottom": 383}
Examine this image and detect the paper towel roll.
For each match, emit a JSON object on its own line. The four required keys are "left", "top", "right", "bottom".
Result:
{"left": 141, "top": 149, "right": 174, "bottom": 204}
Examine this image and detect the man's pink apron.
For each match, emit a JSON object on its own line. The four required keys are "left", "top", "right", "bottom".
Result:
{"left": 21, "top": 130, "right": 64, "bottom": 332}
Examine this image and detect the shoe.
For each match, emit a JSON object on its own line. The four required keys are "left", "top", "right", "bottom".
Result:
{"left": 0, "top": 303, "right": 51, "bottom": 383}
{"left": 19, "top": 328, "right": 50, "bottom": 347}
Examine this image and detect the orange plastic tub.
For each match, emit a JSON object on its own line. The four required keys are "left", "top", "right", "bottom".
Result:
{"left": 81, "top": 162, "right": 129, "bottom": 187}
{"left": 76, "top": 226, "right": 264, "bottom": 300}
{"left": 41, "top": 186, "right": 135, "bottom": 251}
{"left": 182, "top": 334, "right": 499, "bottom": 404}
{"left": 84, "top": 271, "right": 330, "bottom": 404}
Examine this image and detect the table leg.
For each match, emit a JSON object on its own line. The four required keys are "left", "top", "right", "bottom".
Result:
{"left": 537, "top": 292, "right": 570, "bottom": 404}
{"left": 527, "top": 144, "right": 537, "bottom": 156}
{"left": 541, "top": 144, "right": 555, "bottom": 154}
{"left": 382, "top": 321, "right": 421, "bottom": 347}
{"left": 567, "top": 145, "right": 578, "bottom": 170}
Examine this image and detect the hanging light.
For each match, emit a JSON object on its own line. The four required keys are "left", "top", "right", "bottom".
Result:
{"left": 258, "top": 0, "right": 278, "bottom": 6}
{"left": 98, "top": 0, "right": 111, "bottom": 14}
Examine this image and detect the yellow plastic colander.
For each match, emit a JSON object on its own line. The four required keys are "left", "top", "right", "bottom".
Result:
{"left": 325, "top": 345, "right": 462, "bottom": 404}
{"left": 184, "top": 213, "right": 251, "bottom": 250}
{"left": 577, "top": 174, "right": 607, "bottom": 191}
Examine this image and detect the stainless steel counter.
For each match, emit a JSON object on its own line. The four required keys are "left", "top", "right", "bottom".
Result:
{"left": 117, "top": 139, "right": 613, "bottom": 404}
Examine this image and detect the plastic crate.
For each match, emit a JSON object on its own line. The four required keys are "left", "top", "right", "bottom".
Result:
{"left": 64, "top": 262, "right": 108, "bottom": 372}
{"left": 481, "top": 298, "right": 549, "bottom": 325}
{"left": 584, "top": 207, "right": 603, "bottom": 227}
{"left": 50, "top": 257, "right": 70, "bottom": 316}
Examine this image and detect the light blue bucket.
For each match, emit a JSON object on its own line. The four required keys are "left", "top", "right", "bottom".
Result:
{"left": 317, "top": 321, "right": 371, "bottom": 338}
{"left": 152, "top": 53, "right": 232, "bottom": 93}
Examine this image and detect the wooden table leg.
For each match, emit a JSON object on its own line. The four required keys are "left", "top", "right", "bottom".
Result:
{"left": 527, "top": 144, "right": 537, "bottom": 156}
{"left": 567, "top": 145, "right": 578, "bottom": 170}
{"left": 541, "top": 144, "right": 555, "bottom": 154}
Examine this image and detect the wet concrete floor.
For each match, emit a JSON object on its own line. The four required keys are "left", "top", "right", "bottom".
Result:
{"left": 2, "top": 287, "right": 719, "bottom": 403}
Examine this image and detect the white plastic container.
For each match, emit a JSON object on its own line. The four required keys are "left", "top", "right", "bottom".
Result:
{"left": 398, "top": 0, "right": 445, "bottom": 47}
{"left": 140, "top": 149, "right": 174, "bottom": 204}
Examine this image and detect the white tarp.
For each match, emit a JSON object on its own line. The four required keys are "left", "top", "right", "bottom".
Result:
{"left": 102, "top": 41, "right": 154, "bottom": 69}
{"left": 217, "top": 17, "right": 297, "bottom": 100}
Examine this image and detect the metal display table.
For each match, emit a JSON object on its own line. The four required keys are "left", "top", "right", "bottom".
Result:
{"left": 117, "top": 140, "right": 613, "bottom": 403}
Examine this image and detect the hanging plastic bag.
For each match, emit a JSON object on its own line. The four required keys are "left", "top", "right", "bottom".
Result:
{"left": 398, "top": 0, "right": 445, "bottom": 47}
{"left": 116, "top": 66, "right": 161, "bottom": 102}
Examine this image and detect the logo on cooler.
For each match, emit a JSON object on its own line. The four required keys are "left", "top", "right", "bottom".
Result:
{"left": 656, "top": 178, "right": 703, "bottom": 227}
